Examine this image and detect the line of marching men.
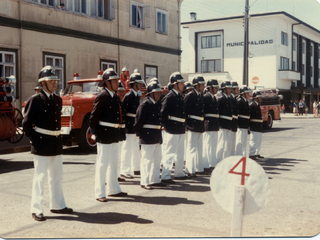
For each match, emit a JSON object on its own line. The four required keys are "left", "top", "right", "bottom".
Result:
{"left": 23, "top": 66, "right": 265, "bottom": 221}
{"left": 89, "top": 68, "right": 265, "bottom": 201}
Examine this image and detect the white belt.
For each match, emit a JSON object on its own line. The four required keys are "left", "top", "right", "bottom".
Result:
{"left": 143, "top": 124, "right": 161, "bottom": 129}
{"left": 232, "top": 115, "right": 238, "bottom": 119}
{"left": 34, "top": 127, "right": 60, "bottom": 136}
{"left": 188, "top": 115, "right": 204, "bottom": 121}
{"left": 204, "top": 113, "right": 219, "bottom": 118}
{"left": 238, "top": 114, "right": 250, "bottom": 119}
{"left": 250, "top": 119, "right": 263, "bottom": 123}
{"left": 219, "top": 115, "right": 232, "bottom": 121}
{"left": 99, "top": 121, "right": 125, "bottom": 128}
{"left": 168, "top": 115, "right": 186, "bottom": 123}
{"left": 126, "top": 113, "right": 136, "bottom": 118}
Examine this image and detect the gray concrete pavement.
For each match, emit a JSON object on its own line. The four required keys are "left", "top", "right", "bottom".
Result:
{"left": 1, "top": 118, "right": 320, "bottom": 238}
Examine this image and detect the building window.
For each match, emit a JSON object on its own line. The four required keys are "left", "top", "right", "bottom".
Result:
{"left": 292, "top": 39, "right": 296, "bottom": 51}
{"left": 311, "top": 67, "right": 313, "bottom": 77}
{"left": 280, "top": 57, "right": 289, "bottom": 70}
{"left": 292, "top": 61, "right": 296, "bottom": 71}
{"left": 201, "top": 59, "right": 221, "bottom": 73}
{"left": 66, "top": 0, "right": 86, "bottom": 13}
{"left": 44, "top": 53, "right": 65, "bottom": 94}
{"left": 145, "top": 65, "right": 157, "bottom": 84}
{"left": 156, "top": 9, "right": 168, "bottom": 34}
{"left": 281, "top": 32, "right": 288, "bottom": 46}
{"left": 302, "top": 64, "right": 305, "bottom": 75}
{"left": 32, "top": 0, "right": 55, "bottom": 6}
{"left": 100, "top": 60, "right": 117, "bottom": 71}
{"left": 201, "top": 35, "right": 221, "bottom": 49}
{"left": 130, "top": 1, "right": 150, "bottom": 29}
{"left": 0, "top": 51, "right": 15, "bottom": 79}
{"left": 311, "top": 45, "right": 313, "bottom": 57}
{"left": 302, "top": 42, "right": 305, "bottom": 54}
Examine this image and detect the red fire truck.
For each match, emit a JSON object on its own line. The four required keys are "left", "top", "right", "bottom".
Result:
{"left": 257, "top": 88, "right": 282, "bottom": 129}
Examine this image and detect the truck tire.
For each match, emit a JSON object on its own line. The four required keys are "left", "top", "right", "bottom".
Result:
{"left": 77, "top": 119, "right": 97, "bottom": 152}
{"left": 263, "top": 111, "right": 273, "bottom": 129}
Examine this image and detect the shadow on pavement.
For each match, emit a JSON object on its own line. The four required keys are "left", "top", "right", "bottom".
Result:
{"left": 63, "top": 161, "right": 94, "bottom": 165}
{"left": 0, "top": 159, "right": 33, "bottom": 174}
{"left": 263, "top": 127, "right": 299, "bottom": 133}
{"left": 255, "top": 157, "right": 307, "bottom": 175}
{"left": 46, "top": 211, "right": 153, "bottom": 224}
{"left": 106, "top": 195, "right": 204, "bottom": 206}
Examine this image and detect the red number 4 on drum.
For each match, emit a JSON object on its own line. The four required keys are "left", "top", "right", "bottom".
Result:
{"left": 228, "top": 157, "right": 250, "bottom": 185}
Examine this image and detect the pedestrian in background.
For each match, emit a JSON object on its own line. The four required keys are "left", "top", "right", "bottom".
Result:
{"left": 281, "top": 104, "right": 285, "bottom": 114}
{"left": 298, "top": 100, "right": 304, "bottom": 116}
{"left": 313, "top": 100, "right": 318, "bottom": 117}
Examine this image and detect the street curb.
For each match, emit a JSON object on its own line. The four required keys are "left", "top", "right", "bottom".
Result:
{"left": 0, "top": 146, "right": 30, "bottom": 155}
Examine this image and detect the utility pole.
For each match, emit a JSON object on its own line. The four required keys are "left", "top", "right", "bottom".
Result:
{"left": 243, "top": 0, "right": 249, "bottom": 86}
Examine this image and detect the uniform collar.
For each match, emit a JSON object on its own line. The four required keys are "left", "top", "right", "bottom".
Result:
{"left": 43, "top": 89, "right": 52, "bottom": 99}
{"left": 105, "top": 87, "right": 114, "bottom": 98}
{"left": 222, "top": 92, "right": 228, "bottom": 98}
{"left": 172, "top": 88, "right": 179, "bottom": 96}
{"left": 254, "top": 100, "right": 259, "bottom": 105}
{"left": 194, "top": 89, "right": 201, "bottom": 96}
{"left": 208, "top": 92, "right": 214, "bottom": 98}
{"left": 131, "top": 89, "right": 138, "bottom": 97}
{"left": 148, "top": 96, "right": 156, "bottom": 104}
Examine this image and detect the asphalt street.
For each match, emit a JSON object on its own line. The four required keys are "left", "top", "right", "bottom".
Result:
{"left": 0, "top": 117, "right": 320, "bottom": 238}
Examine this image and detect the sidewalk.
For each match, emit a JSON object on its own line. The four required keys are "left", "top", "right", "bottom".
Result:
{"left": 0, "top": 136, "right": 30, "bottom": 155}
{"left": 280, "top": 112, "right": 319, "bottom": 119}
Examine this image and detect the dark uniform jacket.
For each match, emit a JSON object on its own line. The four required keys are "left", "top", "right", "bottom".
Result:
{"left": 237, "top": 96, "right": 250, "bottom": 129}
{"left": 122, "top": 90, "right": 140, "bottom": 134}
{"left": 89, "top": 88, "right": 124, "bottom": 144}
{"left": 229, "top": 94, "right": 238, "bottom": 132}
{"left": 249, "top": 100, "right": 263, "bottom": 132}
{"left": 184, "top": 89, "right": 205, "bottom": 133}
{"left": 161, "top": 89, "right": 186, "bottom": 134}
{"left": 203, "top": 92, "right": 219, "bottom": 131}
{"left": 118, "top": 98, "right": 126, "bottom": 141}
{"left": 134, "top": 97, "right": 162, "bottom": 145}
{"left": 218, "top": 92, "right": 233, "bottom": 130}
{"left": 22, "top": 90, "right": 62, "bottom": 156}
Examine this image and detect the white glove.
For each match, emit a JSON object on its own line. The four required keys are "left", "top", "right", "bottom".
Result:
{"left": 91, "top": 135, "right": 96, "bottom": 141}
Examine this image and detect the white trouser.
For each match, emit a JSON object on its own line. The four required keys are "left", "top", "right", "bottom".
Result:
{"left": 184, "top": 131, "right": 188, "bottom": 163}
{"left": 216, "top": 128, "right": 231, "bottom": 163}
{"left": 31, "top": 155, "right": 66, "bottom": 214}
{"left": 117, "top": 141, "right": 123, "bottom": 177}
{"left": 249, "top": 131, "right": 262, "bottom": 156}
{"left": 161, "top": 131, "right": 167, "bottom": 164}
{"left": 95, "top": 142, "right": 121, "bottom": 198}
{"left": 229, "top": 131, "right": 237, "bottom": 156}
{"left": 203, "top": 131, "right": 219, "bottom": 168}
{"left": 185, "top": 131, "right": 203, "bottom": 174}
{"left": 161, "top": 133, "right": 186, "bottom": 180}
{"left": 140, "top": 144, "right": 162, "bottom": 186}
{"left": 120, "top": 134, "right": 140, "bottom": 175}
{"left": 235, "top": 128, "right": 248, "bottom": 157}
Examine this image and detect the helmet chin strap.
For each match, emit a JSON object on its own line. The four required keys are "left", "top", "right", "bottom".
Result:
{"left": 44, "top": 81, "right": 53, "bottom": 94}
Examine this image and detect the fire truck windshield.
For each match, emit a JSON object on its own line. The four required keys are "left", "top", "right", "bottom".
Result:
{"left": 63, "top": 82, "right": 102, "bottom": 96}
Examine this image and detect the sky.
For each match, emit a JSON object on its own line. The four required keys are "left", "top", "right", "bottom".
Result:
{"left": 180, "top": 0, "right": 320, "bottom": 72}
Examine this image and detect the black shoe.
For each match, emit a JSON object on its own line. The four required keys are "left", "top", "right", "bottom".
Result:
{"left": 50, "top": 207, "right": 73, "bottom": 214}
{"left": 134, "top": 171, "right": 140, "bottom": 175}
{"left": 117, "top": 177, "right": 126, "bottom": 182}
{"left": 141, "top": 185, "right": 153, "bottom": 190}
{"left": 210, "top": 167, "right": 215, "bottom": 170}
{"left": 174, "top": 175, "right": 191, "bottom": 180}
{"left": 120, "top": 174, "right": 133, "bottom": 179}
{"left": 161, "top": 179, "right": 176, "bottom": 184}
{"left": 204, "top": 168, "right": 212, "bottom": 172}
{"left": 32, "top": 213, "right": 46, "bottom": 221}
{"left": 249, "top": 155, "right": 257, "bottom": 160}
{"left": 187, "top": 173, "right": 197, "bottom": 178}
{"left": 96, "top": 197, "right": 108, "bottom": 202}
{"left": 108, "top": 192, "right": 128, "bottom": 197}
{"left": 150, "top": 182, "right": 167, "bottom": 187}
{"left": 255, "top": 155, "right": 264, "bottom": 159}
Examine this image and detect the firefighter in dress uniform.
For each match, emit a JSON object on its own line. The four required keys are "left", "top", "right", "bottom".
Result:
{"left": 120, "top": 72, "right": 144, "bottom": 179}
{"left": 249, "top": 91, "right": 264, "bottom": 160}
{"left": 134, "top": 82, "right": 163, "bottom": 190}
{"left": 229, "top": 81, "right": 239, "bottom": 156}
{"left": 89, "top": 68, "right": 127, "bottom": 203}
{"left": 235, "top": 85, "right": 251, "bottom": 156}
{"left": 161, "top": 72, "right": 189, "bottom": 183}
{"left": 115, "top": 81, "right": 126, "bottom": 182}
{"left": 203, "top": 79, "right": 219, "bottom": 169}
{"left": 182, "top": 81, "right": 193, "bottom": 164}
{"left": 216, "top": 81, "right": 233, "bottom": 163}
{"left": 184, "top": 75, "right": 205, "bottom": 177}
{"left": 23, "top": 66, "right": 73, "bottom": 221}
